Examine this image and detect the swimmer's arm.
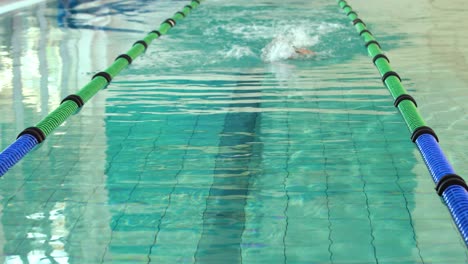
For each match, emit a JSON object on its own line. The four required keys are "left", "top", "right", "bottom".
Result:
{"left": 294, "top": 48, "right": 315, "bottom": 55}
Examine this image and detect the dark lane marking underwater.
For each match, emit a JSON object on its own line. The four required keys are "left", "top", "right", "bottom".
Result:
{"left": 195, "top": 74, "right": 262, "bottom": 263}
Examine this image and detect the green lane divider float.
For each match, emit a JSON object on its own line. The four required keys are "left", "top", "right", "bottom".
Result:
{"left": 0, "top": 0, "right": 202, "bottom": 177}
{"left": 37, "top": 1, "right": 201, "bottom": 137}
{"left": 337, "top": 0, "right": 468, "bottom": 246}
{"left": 339, "top": 1, "right": 428, "bottom": 137}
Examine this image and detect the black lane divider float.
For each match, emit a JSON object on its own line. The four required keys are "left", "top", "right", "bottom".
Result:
{"left": 337, "top": 0, "right": 468, "bottom": 246}
{"left": 0, "top": 0, "right": 203, "bottom": 176}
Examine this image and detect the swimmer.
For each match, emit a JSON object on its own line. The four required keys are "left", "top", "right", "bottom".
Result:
{"left": 294, "top": 47, "right": 315, "bottom": 56}
{"left": 287, "top": 46, "right": 315, "bottom": 60}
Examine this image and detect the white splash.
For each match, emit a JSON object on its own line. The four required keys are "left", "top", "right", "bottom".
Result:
{"left": 223, "top": 45, "right": 256, "bottom": 59}
{"left": 261, "top": 22, "right": 342, "bottom": 62}
{"left": 261, "top": 26, "right": 318, "bottom": 62}
{"left": 261, "top": 35, "right": 297, "bottom": 62}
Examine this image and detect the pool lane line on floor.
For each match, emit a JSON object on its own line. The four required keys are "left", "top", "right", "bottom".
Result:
{"left": 337, "top": 0, "right": 468, "bottom": 246}
{"left": 0, "top": 0, "right": 203, "bottom": 177}
{"left": 195, "top": 76, "right": 261, "bottom": 263}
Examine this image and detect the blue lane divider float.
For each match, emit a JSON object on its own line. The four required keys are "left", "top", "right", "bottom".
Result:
{"left": 0, "top": 135, "right": 39, "bottom": 176}
{"left": 416, "top": 134, "right": 468, "bottom": 242}
{"left": 337, "top": 0, "right": 468, "bottom": 246}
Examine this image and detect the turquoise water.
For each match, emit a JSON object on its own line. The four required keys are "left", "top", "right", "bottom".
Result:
{"left": 0, "top": 0, "right": 468, "bottom": 263}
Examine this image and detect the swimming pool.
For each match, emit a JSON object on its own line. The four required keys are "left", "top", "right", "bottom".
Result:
{"left": 1, "top": 0, "right": 468, "bottom": 263}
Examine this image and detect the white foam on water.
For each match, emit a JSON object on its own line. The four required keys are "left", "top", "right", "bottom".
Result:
{"left": 199, "top": 15, "right": 344, "bottom": 65}
{"left": 203, "top": 23, "right": 274, "bottom": 41}
{"left": 261, "top": 26, "right": 319, "bottom": 62}
{"left": 261, "top": 22, "right": 342, "bottom": 62}
{"left": 317, "top": 22, "right": 342, "bottom": 33}
{"left": 222, "top": 45, "right": 256, "bottom": 59}
{"left": 261, "top": 35, "right": 298, "bottom": 62}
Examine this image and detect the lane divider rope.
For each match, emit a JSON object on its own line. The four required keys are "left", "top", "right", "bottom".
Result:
{"left": 0, "top": 0, "right": 203, "bottom": 177}
{"left": 337, "top": 0, "right": 468, "bottom": 246}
